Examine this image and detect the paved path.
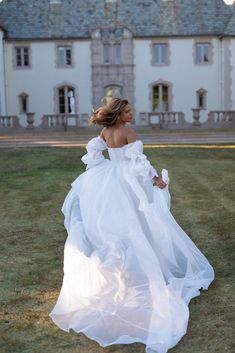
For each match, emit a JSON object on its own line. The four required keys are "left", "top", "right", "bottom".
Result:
{"left": 0, "top": 129, "right": 234, "bottom": 147}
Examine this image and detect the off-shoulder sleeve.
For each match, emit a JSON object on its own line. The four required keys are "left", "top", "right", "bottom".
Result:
{"left": 81, "top": 136, "right": 107, "bottom": 169}
{"left": 124, "top": 140, "right": 158, "bottom": 181}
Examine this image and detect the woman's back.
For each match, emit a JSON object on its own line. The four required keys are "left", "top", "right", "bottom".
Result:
{"left": 99, "top": 102, "right": 135, "bottom": 148}
{"left": 102, "top": 126, "right": 136, "bottom": 148}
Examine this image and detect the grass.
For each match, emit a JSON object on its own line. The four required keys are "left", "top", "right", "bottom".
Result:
{"left": 0, "top": 146, "right": 234, "bottom": 353}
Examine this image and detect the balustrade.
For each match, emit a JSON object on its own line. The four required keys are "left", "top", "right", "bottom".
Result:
{"left": 148, "top": 112, "right": 185, "bottom": 127}
{"left": 0, "top": 111, "right": 234, "bottom": 132}
{"left": 0, "top": 115, "right": 20, "bottom": 129}
{"left": 41, "top": 114, "right": 79, "bottom": 130}
{"left": 208, "top": 111, "right": 235, "bottom": 123}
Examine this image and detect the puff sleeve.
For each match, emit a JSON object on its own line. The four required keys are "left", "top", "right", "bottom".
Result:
{"left": 124, "top": 140, "right": 158, "bottom": 181}
{"left": 81, "top": 136, "right": 107, "bottom": 169}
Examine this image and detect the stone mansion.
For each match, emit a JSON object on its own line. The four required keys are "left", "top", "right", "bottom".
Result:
{"left": 0, "top": 0, "right": 235, "bottom": 127}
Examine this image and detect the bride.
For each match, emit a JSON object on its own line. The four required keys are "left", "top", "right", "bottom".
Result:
{"left": 50, "top": 98, "right": 215, "bottom": 353}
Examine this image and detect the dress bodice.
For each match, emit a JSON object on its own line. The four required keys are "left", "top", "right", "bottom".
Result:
{"left": 107, "top": 143, "right": 134, "bottom": 162}
{"left": 81, "top": 136, "right": 158, "bottom": 181}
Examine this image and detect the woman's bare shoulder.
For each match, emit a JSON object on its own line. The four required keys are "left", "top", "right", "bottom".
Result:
{"left": 125, "top": 127, "right": 137, "bottom": 143}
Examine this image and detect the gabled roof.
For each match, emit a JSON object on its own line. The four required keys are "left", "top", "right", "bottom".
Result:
{"left": 0, "top": 0, "right": 234, "bottom": 40}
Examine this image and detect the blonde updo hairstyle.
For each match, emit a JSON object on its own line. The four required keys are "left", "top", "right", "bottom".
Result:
{"left": 89, "top": 98, "right": 129, "bottom": 127}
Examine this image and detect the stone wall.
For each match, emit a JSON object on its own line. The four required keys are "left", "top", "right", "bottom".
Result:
{"left": 91, "top": 27, "right": 135, "bottom": 114}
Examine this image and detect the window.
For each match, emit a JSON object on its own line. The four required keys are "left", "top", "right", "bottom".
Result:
{"left": 15, "top": 47, "right": 30, "bottom": 68}
{"left": 57, "top": 46, "right": 72, "bottom": 67}
{"left": 197, "top": 88, "right": 207, "bottom": 109}
{"left": 152, "top": 84, "right": 169, "bottom": 112}
{"left": 104, "top": 86, "right": 122, "bottom": 104}
{"left": 103, "top": 44, "right": 122, "bottom": 65}
{"left": 114, "top": 44, "right": 121, "bottom": 64}
{"left": 104, "top": 44, "right": 111, "bottom": 64}
{"left": 58, "top": 86, "right": 75, "bottom": 114}
{"left": 19, "top": 93, "right": 28, "bottom": 113}
{"left": 152, "top": 44, "right": 169, "bottom": 65}
{"left": 195, "top": 43, "right": 210, "bottom": 64}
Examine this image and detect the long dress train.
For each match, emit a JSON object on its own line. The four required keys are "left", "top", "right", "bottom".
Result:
{"left": 49, "top": 136, "right": 215, "bottom": 353}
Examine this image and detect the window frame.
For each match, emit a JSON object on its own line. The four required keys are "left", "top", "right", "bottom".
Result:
{"left": 58, "top": 86, "right": 76, "bottom": 114}
{"left": 151, "top": 41, "right": 170, "bottom": 66}
{"left": 103, "top": 44, "right": 111, "bottom": 64}
{"left": 152, "top": 84, "right": 169, "bottom": 112}
{"left": 56, "top": 45, "right": 73, "bottom": 68}
{"left": 194, "top": 41, "right": 212, "bottom": 65}
{"left": 18, "top": 92, "right": 29, "bottom": 114}
{"left": 149, "top": 80, "right": 173, "bottom": 113}
{"left": 14, "top": 45, "right": 31, "bottom": 69}
{"left": 103, "top": 43, "right": 122, "bottom": 65}
{"left": 114, "top": 44, "right": 121, "bottom": 65}
{"left": 152, "top": 43, "right": 169, "bottom": 65}
{"left": 196, "top": 88, "right": 207, "bottom": 110}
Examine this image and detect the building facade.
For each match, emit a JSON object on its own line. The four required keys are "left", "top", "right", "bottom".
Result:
{"left": 0, "top": 0, "right": 234, "bottom": 126}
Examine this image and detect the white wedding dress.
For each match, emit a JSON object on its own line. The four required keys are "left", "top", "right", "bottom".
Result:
{"left": 50, "top": 136, "right": 215, "bottom": 353}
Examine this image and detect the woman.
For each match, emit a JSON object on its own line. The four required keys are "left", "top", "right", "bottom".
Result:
{"left": 50, "top": 98, "right": 215, "bottom": 353}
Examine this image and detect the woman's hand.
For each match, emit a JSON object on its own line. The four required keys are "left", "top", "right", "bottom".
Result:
{"left": 152, "top": 176, "right": 167, "bottom": 189}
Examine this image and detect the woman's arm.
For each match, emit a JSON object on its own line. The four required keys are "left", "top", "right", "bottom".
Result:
{"left": 126, "top": 130, "right": 166, "bottom": 189}
{"left": 81, "top": 136, "right": 107, "bottom": 169}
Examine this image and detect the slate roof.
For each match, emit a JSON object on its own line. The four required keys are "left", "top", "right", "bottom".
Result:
{"left": 0, "top": 0, "right": 234, "bottom": 40}
{"left": 0, "top": 24, "right": 6, "bottom": 32}
{"left": 223, "top": 7, "right": 235, "bottom": 35}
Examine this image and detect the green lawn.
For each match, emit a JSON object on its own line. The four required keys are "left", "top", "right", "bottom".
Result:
{"left": 0, "top": 147, "right": 234, "bottom": 353}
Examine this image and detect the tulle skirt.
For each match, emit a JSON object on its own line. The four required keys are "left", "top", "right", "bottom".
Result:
{"left": 50, "top": 160, "right": 214, "bottom": 353}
